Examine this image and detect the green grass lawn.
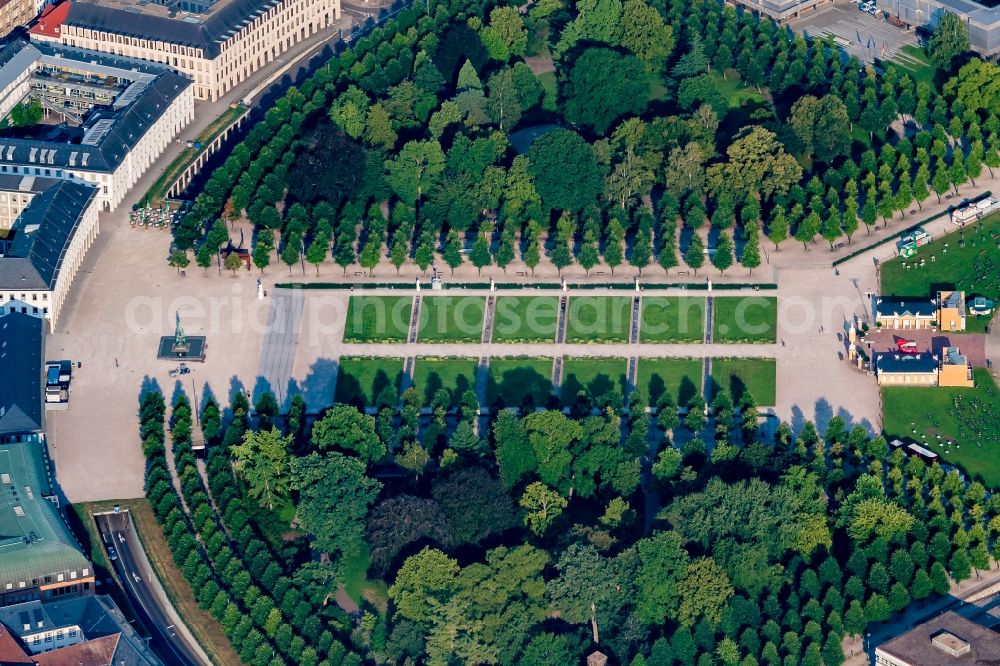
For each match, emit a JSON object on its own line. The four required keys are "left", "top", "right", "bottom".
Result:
{"left": 411, "top": 357, "right": 479, "bottom": 405}
{"left": 492, "top": 296, "right": 559, "bottom": 343}
{"left": 565, "top": 296, "right": 633, "bottom": 343}
{"left": 890, "top": 44, "right": 935, "bottom": 87}
{"left": 883, "top": 369, "right": 1000, "bottom": 488}
{"left": 537, "top": 71, "right": 557, "bottom": 112}
{"left": 343, "top": 295, "right": 413, "bottom": 343}
{"left": 880, "top": 212, "right": 1000, "bottom": 333}
{"left": 851, "top": 126, "right": 874, "bottom": 149}
{"left": 713, "top": 296, "right": 778, "bottom": 343}
{"left": 341, "top": 543, "right": 389, "bottom": 613}
{"left": 561, "top": 357, "right": 628, "bottom": 402}
{"left": 335, "top": 357, "right": 405, "bottom": 406}
{"left": 636, "top": 358, "right": 704, "bottom": 405}
{"left": 243, "top": 497, "right": 298, "bottom": 549}
{"left": 418, "top": 296, "right": 486, "bottom": 343}
{"left": 711, "top": 358, "right": 777, "bottom": 405}
{"left": 709, "top": 69, "right": 766, "bottom": 108}
{"left": 640, "top": 296, "right": 705, "bottom": 343}
{"left": 647, "top": 70, "right": 668, "bottom": 101}
{"left": 485, "top": 357, "right": 554, "bottom": 407}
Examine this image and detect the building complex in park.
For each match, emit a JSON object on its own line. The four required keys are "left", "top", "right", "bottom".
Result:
{"left": 0, "top": 312, "right": 159, "bottom": 664}
{"left": 880, "top": 0, "right": 1000, "bottom": 55}
{"left": 0, "top": 38, "right": 193, "bottom": 328}
{"left": 874, "top": 291, "right": 968, "bottom": 332}
{"left": 729, "top": 0, "right": 1000, "bottom": 55}
{"left": 30, "top": 0, "right": 342, "bottom": 101}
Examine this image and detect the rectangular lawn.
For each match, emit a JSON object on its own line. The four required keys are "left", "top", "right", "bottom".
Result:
{"left": 492, "top": 296, "right": 559, "bottom": 343}
{"left": 485, "top": 357, "right": 554, "bottom": 408}
{"left": 343, "top": 295, "right": 412, "bottom": 343}
{"left": 636, "top": 358, "right": 703, "bottom": 405}
{"left": 713, "top": 296, "right": 777, "bottom": 343}
{"left": 880, "top": 212, "right": 999, "bottom": 333}
{"left": 417, "top": 296, "right": 486, "bottom": 343}
{"left": 561, "top": 357, "right": 628, "bottom": 402}
{"left": 883, "top": 368, "right": 1000, "bottom": 487}
{"left": 640, "top": 297, "right": 705, "bottom": 343}
{"left": 711, "top": 358, "right": 776, "bottom": 405}
{"left": 565, "top": 296, "right": 632, "bottom": 343}
{"left": 335, "top": 357, "right": 405, "bottom": 406}
{"left": 411, "top": 357, "right": 479, "bottom": 405}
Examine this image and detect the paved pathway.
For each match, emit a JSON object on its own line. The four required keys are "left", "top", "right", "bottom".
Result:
{"left": 257, "top": 289, "right": 304, "bottom": 406}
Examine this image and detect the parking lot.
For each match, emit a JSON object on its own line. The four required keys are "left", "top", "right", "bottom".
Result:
{"left": 790, "top": 2, "right": 918, "bottom": 63}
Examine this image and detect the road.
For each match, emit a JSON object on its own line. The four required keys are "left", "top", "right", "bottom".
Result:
{"left": 95, "top": 511, "right": 205, "bottom": 666}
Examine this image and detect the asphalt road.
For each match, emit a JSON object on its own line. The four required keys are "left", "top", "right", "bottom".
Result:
{"left": 95, "top": 512, "right": 203, "bottom": 666}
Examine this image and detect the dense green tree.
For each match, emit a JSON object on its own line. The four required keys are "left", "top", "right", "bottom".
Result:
{"left": 470, "top": 230, "right": 492, "bottom": 275}
{"left": 232, "top": 428, "right": 292, "bottom": 510}
{"left": 620, "top": 0, "right": 674, "bottom": 69}
{"left": 789, "top": 94, "right": 852, "bottom": 162}
{"left": 676, "top": 557, "right": 734, "bottom": 628}
{"left": 432, "top": 466, "right": 519, "bottom": 545}
{"left": 927, "top": 12, "right": 970, "bottom": 73}
{"left": 443, "top": 229, "right": 464, "bottom": 275}
{"left": 712, "top": 231, "right": 734, "bottom": 274}
{"left": 633, "top": 530, "right": 690, "bottom": 626}
{"left": 385, "top": 140, "right": 446, "bottom": 205}
{"left": 548, "top": 544, "right": 625, "bottom": 636}
{"left": 520, "top": 482, "right": 568, "bottom": 535}
{"left": 740, "top": 224, "right": 761, "bottom": 275}
{"left": 684, "top": 234, "right": 705, "bottom": 275}
{"left": 768, "top": 208, "right": 789, "bottom": 250}
{"left": 710, "top": 127, "right": 802, "bottom": 200}
{"left": 563, "top": 48, "right": 648, "bottom": 135}
{"left": 291, "top": 452, "right": 381, "bottom": 558}
{"left": 310, "top": 404, "right": 385, "bottom": 462}
{"left": 604, "top": 218, "right": 625, "bottom": 275}
{"left": 527, "top": 130, "right": 602, "bottom": 212}
{"left": 795, "top": 212, "right": 820, "bottom": 250}
{"left": 481, "top": 6, "right": 528, "bottom": 61}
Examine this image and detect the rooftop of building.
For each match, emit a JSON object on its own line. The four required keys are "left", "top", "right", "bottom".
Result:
{"left": 876, "top": 611, "right": 1000, "bottom": 666}
{"left": 939, "top": 290, "right": 967, "bottom": 314}
{"left": 943, "top": 347, "right": 970, "bottom": 366}
{"left": 875, "top": 297, "right": 938, "bottom": 318}
{"left": 938, "top": 0, "right": 1000, "bottom": 27}
{"left": 0, "top": 311, "right": 43, "bottom": 436}
{"left": 0, "top": 179, "right": 98, "bottom": 291}
{"left": 876, "top": 352, "right": 940, "bottom": 374}
{"left": 28, "top": 2, "right": 72, "bottom": 40}
{"left": 0, "top": 39, "right": 191, "bottom": 173}
{"left": 63, "top": 0, "right": 287, "bottom": 58}
{"left": 0, "top": 596, "right": 161, "bottom": 665}
{"left": 0, "top": 175, "right": 62, "bottom": 195}
{"left": 0, "top": 438, "right": 91, "bottom": 589}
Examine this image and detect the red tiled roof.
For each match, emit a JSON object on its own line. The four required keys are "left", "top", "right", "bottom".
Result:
{"left": 29, "top": 2, "right": 71, "bottom": 39}
{"left": 0, "top": 625, "right": 32, "bottom": 665}
{"left": 30, "top": 634, "right": 120, "bottom": 666}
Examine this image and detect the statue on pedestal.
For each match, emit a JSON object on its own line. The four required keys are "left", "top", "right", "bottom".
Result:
{"left": 171, "top": 311, "right": 190, "bottom": 354}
